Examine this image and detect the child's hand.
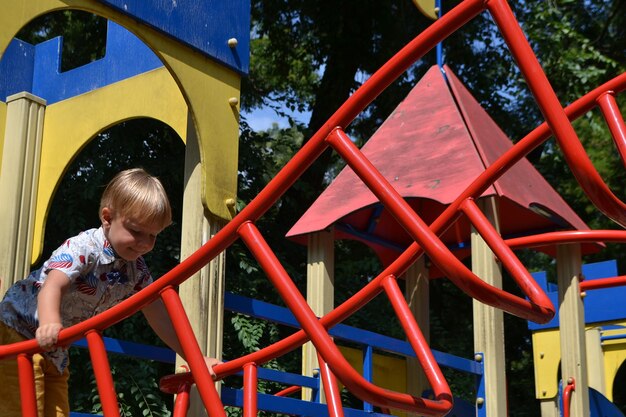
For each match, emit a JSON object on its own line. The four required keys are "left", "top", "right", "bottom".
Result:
{"left": 35, "top": 322, "right": 63, "bottom": 351}
{"left": 177, "top": 357, "right": 223, "bottom": 379}
{"left": 204, "top": 357, "right": 223, "bottom": 379}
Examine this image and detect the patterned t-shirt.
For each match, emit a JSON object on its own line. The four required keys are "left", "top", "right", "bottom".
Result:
{"left": 0, "top": 227, "right": 153, "bottom": 372}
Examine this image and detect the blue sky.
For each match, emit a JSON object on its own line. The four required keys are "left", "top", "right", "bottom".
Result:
{"left": 242, "top": 106, "right": 311, "bottom": 131}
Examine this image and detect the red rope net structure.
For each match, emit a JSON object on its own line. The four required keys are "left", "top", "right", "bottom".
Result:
{"left": 1, "top": 0, "right": 625, "bottom": 416}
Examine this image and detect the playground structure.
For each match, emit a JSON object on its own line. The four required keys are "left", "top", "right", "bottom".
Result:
{"left": 0, "top": 1, "right": 625, "bottom": 417}
{"left": 528, "top": 260, "right": 626, "bottom": 416}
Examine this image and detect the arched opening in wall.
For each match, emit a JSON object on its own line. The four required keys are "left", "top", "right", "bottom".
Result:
{"left": 43, "top": 117, "right": 185, "bottom": 415}
{"left": 16, "top": 10, "right": 107, "bottom": 72}
{"left": 612, "top": 357, "right": 626, "bottom": 413}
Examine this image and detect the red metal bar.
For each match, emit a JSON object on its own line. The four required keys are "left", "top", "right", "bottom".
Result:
{"left": 460, "top": 199, "right": 553, "bottom": 309}
{"left": 237, "top": 221, "right": 452, "bottom": 415}
{"left": 160, "top": 288, "right": 226, "bottom": 417}
{"left": 381, "top": 275, "right": 450, "bottom": 399}
{"left": 243, "top": 363, "right": 258, "bottom": 417}
{"left": 580, "top": 276, "right": 626, "bottom": 292}
{"left": 316, "top": 352, "right": 345, "bottom": 417}
{"left": 597, "top": 92, "right": 626, "bottom": 168}
{"left": 563, "top": 378, "right": 576, "bottom": 417}
{"left": 17, "top": 353, "right": 37, "bottom": 417}
{"left": 327, "top": 127, "right": 554, "bottom": 322}
{"left": 506, "top": 229, "right": 626, "bottom": 250}
{"left": 489, "top": 0, "right": 626, "bottom": 227}
{"left": 172, "top": 381, "right": 192, "bottom": 417}
{"left": 274, "top": 385, "right": 301, "bottom": 397}
{"left": 86, "top": 331, "right": 121, "bottom": 417}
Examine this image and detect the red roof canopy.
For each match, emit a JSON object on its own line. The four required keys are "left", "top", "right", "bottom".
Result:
{"left": 287, "top": 65, "right": 591, "bottom": 266}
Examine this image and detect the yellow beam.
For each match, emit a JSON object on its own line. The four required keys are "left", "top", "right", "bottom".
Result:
{"left": 35, "top": 67, "right": 187, "bottom": 263}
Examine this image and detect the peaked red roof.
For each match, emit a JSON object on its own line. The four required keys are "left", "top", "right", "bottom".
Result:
{"left": 287, "top": 65, "right": 590, "bottom": 264}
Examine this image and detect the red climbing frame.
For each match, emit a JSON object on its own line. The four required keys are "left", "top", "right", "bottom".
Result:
{"left": 1, "top": 0, "right": 625, "bottom": 416}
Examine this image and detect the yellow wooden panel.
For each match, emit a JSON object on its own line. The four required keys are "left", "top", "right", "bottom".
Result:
{"left": 145, "top": 36, "right": 241, "bottom": 221}
{"left": 34, "top": 67, "right": 187, "bottom": 263}
{"left": 531, "top": 320, "right": 626, "bottom": 402}
{"left": 532, "top": 330, "right": 561, "bottom": 399}
{"left": 3, "top": 0, "right": 241, "bottom": 230}
{"left": 598, "top": 326, "right": 626, "bottom": 402}
{"left": 339, "top": 345, "right": 407, "bottom": 416}
{"left": 411, "top": 0, "right": 438, "bottom": 20}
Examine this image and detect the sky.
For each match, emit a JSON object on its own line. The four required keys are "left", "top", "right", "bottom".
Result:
{"left": 242, "top": 106, "right": 311, "bottom": 131}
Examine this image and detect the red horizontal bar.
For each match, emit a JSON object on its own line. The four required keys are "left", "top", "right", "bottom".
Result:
{"left": 580, "top": 276, "right": 626, "bottom": 292}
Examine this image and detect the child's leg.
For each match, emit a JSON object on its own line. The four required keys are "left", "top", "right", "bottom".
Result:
{"left": 33, "top": 353, "right": 70, "bottom": 417}
{"left": 0, "top": 322, "right": 26, "bottom": 417}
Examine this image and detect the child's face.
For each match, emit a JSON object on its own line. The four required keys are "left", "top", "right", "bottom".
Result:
{"left": 101, "top": 207, "right": 162, "bottom": 261}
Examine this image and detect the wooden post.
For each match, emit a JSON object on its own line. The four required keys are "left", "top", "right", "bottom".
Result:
{"left": 0, "top": 92, "right": 46, "bottom": 298}
{"left": 539, "top": 399, "right": 559, "bottom": 417}
{"left": 177, "top": 118, "right": 225, "bottom": 416}
{"left": 471, "top": 197, "right": 507, "bottom": 417}
{"left": 585, "top": 327, "right": 605, "bottom": 395}
{"left": 302, "top": 228, "right": 335, "bottom": 402}
{"left": 404, "top": 256, "right": 429, "bottom": 414}
{"left": 556, "top": 244, "right": 589, "bottom": 417}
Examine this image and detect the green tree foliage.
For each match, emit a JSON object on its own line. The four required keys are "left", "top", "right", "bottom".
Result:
{"left": 16, "top": 10, "right": 107, "bottom": 71}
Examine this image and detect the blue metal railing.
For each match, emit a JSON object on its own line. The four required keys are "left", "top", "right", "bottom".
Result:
{"left": 69, "top": 291, "right": 485, "bottom": 417}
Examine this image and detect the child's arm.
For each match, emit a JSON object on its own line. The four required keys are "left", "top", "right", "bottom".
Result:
{"left": 36, "top": 269, "right": 71, "bottom": 350}
{"left": 142, "top": 299, "right": 221, "bottom": 377}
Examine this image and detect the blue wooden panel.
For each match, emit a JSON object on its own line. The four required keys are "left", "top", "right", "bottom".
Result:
{"left": 0, "top": 39, "right": 35, "bottom": 101}
{"left": 32, "top": 21, "right": 163, "bottom": 104}
{"left": 1, "top": 21, "right": 163, "bottom": 104}
{"left": 589, "top": 387, "right": 626, "bottom": 417}
{"left": 96, "top": 0, "right": 250, "bottom": 73}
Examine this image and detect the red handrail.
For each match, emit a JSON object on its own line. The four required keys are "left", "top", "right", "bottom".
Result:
{"left": 274, "top": 385, "right": 301, "bottom": 397}
{"left": 562, "top": 378, "right": 576, "bottom": 417}
{"left": 580, "top": 276, "right": 626, "bottom": 292}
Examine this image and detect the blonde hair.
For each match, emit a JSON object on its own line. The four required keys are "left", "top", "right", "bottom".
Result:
{"left": 100, "top": 168, "right": 172, "bottom": 230}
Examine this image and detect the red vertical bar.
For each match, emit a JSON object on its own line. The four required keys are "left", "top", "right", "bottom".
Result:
{"left": 17, "top": 353, "right": 38, "bottom": 417}
{"left": 86, "top": 331, "right": 121, "bottom": 417}
{"left": 243, "top": 363, "right": 258, "bottom": 417}
{"left": 172, "top": 382, "right": 192, "bottom": 417}
{"left": 160, "top": 288, "right": 226, "bottom": 417}
{"left": 316, "top": 353, "right": 345, "bottom": 417}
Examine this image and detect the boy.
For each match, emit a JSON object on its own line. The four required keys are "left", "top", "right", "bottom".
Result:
{"left": 0, "top": 168, "right": 219, "bottom": 416}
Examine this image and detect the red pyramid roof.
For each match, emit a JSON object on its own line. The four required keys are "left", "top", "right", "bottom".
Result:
{"left": 287, "top": 65, "right": 590, "bottom": 264}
